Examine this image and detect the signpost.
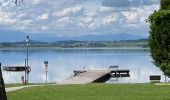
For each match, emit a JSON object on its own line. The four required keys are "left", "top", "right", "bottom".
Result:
{"left": 44, "top": 61, "right": 48, "bottom": 83}
{"left": 0, "top": 62, "right": 7, "bottom": 100}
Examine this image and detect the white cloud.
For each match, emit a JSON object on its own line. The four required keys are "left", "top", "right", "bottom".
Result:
{"left": 84, "top": 10, "right": 96, "bottom": 17}
{"left": 41, "top": 25, "right": 49, "bottom": 30}
{"left": 0, "top": 0, "right": 160, "bottom": 37}
{"left": 55, "top": 6, "right": 84, "bottom": 17}
{"left": 0, "top": 11, "right": 17, "bottom": 25}
{"left": 37, "top": 13, "right": 49, "bottom": 20}
{"left": 16, "top": 13, "right": 26, "bottom": 18}
{"left": 103, "top": 15, "right": 117, "bottom": 24}
{"left": 31, "top": 0, "right": 42, "bottom": 5}
{"left": 83, "top": 17, "right": 93, "bottom": 24}
{"left": 98, "top": 6, "right": 114, "bottom": 13}
{"left": 57, "top": 17, "right": 70, "bottom": 23}
{"left": 102, "top": 0, "right": 160, "bottom": 7}
{"left": 0, "top": 0, "right": 11, "bottom": 9}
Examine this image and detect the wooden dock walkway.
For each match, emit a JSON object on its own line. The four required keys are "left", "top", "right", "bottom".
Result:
{"left": 59, "top": 70, "right": 110, "bottom": 84}
{"left": 59, "top": 69, "right": 130, "bottom": 84}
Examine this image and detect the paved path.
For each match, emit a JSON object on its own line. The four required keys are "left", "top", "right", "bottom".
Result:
{"left": 6, "top": 85, "right": 41, "bottom": 92}
{"left": 5, "top": 84, "right": 56, "bottom": 92}
{"left": 155, "top": 83, "right": 170, "bottom": 85}
{"left": 59, "top": 70, "right": 110, "bottom": 84}
{"left": 6, "top": 86, "right": 25, "bottom": 92}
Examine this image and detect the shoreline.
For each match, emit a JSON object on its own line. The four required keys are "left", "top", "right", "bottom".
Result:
{"left": 0, "top": 46, "right": 149, "bottom": 51}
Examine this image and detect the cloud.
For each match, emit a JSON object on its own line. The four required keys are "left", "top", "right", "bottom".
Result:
{"left": 102, "top": 0, "right": 132, "bottom": 7}
{"left": 54, "top": 6, "right": 84, "bottom": 17}
{"left": 0, "top": 0, "right": 11, "bottom": 9}
{"left": 0, "top": 11, "right": 18, "bottom": 25}
{"left": 41, "top": 25, "right": 49, "bottom": 30}
{"left": 102, "top": 0, "right": 160, "bottom": 7}
{"left": 103, "top": 15, "right": 117, "bottom": 24}
{"left": 31, "top": 0, "right": 42, "bottom": 5}
{"left": 98, "top": 7, "right": 114, "bottom": 13}
{"left": 57, "top": 17, "right": 70, "bottom": 23}
{"left": 37, "top": 13, "right": 49, "bottom": 20}
{"left": 0, "top": 0, "right": 160, "bottom": 37}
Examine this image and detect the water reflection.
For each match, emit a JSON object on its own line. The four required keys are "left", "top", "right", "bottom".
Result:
{"left": 0, "top": 48, "right": 168, "bottom": 83}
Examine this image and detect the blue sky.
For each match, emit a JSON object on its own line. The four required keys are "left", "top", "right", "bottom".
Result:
{"left": 0, "top": 0, "right": 160, "bottom": 38}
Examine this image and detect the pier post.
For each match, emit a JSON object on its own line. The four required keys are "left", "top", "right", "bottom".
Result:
{"left": 0, "top": 62, "right": 7, "bottom": 100}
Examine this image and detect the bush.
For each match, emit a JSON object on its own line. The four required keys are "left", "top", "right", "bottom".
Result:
{"left": 149, "top": 0, "right": 170, "bottom": 76}
{"left": 161, "top": 0, "right": 170, "bottom": 10}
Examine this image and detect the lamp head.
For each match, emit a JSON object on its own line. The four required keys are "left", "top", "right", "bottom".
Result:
{"left": 26, "top": 36, "right": 29, "bottom": 43}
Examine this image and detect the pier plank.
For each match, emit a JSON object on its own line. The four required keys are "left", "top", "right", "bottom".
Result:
{"left": 59, "top": 69, "right": 130, "bottom": 84}
{"left": 59, "top": 70, "right": 110, "bottom": 84}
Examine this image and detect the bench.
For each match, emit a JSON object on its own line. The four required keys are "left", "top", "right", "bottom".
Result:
{"left": 149, "top": 75, "right": 161, "bottom": 83}
{"left": 73, "top": 70, "right": 86, "bottom": 76}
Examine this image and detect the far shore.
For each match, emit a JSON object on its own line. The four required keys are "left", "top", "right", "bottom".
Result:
{"left": 0, "top": 46, "right": 149, "bottom": 51}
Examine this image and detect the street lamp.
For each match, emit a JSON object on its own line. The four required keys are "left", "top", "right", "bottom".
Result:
{"left": 26, "top": 36, "right": 29, "bottom": 83}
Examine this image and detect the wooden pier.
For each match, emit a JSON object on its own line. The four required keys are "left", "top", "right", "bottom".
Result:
{"left": 59, "top": 69, "right": 130, "bottom": 84}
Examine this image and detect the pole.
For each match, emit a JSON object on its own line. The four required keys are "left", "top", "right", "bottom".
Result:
{"left": 44, "top": 61, "right": 48, "bottom": 83}
{"left": 27, "top": 45, "right": 28, "bottom": 83}
{"left": 165, "top": 74, "right": 167, "bottom": 83}
{"left": 0, "top": 62, "right": 7, "bottom": 100}
{"left": 83, "top": 66, "right": 85, "bottom": 71}
{"left": 46, "top": 70, "right": 47, "bottom": 83}
{"left": 26, "top": 36, "right": 29, "bottom": 83}
{"left": 25, "top": 58, "right": 27, "bottom": 84}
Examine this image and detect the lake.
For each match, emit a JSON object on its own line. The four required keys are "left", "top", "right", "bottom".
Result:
{"left": 0, "top": 47, "right": 167, "bottom": 83}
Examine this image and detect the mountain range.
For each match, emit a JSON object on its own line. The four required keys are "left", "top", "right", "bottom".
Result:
{"left": 0, "top": 30, "right": 146, "bottom": 42}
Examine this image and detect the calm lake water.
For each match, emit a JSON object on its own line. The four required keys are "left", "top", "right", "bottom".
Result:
{"left": 0, "top": 48, "right": 168, "bottom": 83}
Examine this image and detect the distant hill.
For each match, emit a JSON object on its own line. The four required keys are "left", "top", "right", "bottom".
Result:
{"left": 69, "top": 33, "right": 144, "bottom": 41}
{"left": 0, "top": 30, "right": 146, "bottom": 42}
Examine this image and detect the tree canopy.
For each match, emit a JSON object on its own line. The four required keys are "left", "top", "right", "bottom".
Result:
{"left": 149, "top": 0, "right": 170, "bottom": 76}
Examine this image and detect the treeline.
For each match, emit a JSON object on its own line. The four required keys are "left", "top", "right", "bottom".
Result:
{"left": 0, "top": 39, "right": 148, "bottom": 48}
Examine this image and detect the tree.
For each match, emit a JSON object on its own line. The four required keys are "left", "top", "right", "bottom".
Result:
{"left": 148, "top": 0, "right": 170, "bottom": 76}
{"left": 0, "top": 0, "right": 23, "bottom": 6}
{"left": 0, "top": 63, "right": 7, "bottom": 100}
{"left": 12, "top": 0, "right": 23, "bottom": 5}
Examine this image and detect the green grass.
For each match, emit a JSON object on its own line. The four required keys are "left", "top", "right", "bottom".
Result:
{"left": 7, "top": 83, "right": 170, "bottom": 100}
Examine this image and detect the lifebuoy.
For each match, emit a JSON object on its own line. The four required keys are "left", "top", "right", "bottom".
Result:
{"left": 26, "top": 67, "right": 31, "bottom": 73}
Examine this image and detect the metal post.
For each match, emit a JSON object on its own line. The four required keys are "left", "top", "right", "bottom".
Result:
{"left": 83, "top": 66, "right": 85, "bottom": 72}
{"left": 44, "top": 61, "right": 48, "bottom": 83}
{"left": 26, "top": 36, "right": 29, "bottom": 83}
{"left": 46, "top": 70, "right": 48, "bottom": 83}
{"left": 25, "top": 58, "right": 27, "bottom": 84}
{"left": 165, "top": 74, "right": 167, "bottom": 83}
{"left": 0, "top": 62, "right": 7, "bottom": 100}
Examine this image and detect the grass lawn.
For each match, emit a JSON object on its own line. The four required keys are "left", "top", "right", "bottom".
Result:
{"left": 7, "top": 83, "right": 170, "bottom": 100}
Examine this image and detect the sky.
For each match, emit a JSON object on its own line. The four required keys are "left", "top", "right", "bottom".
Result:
{"left": 0, "top": 0, "right": 160, "bottom": 38}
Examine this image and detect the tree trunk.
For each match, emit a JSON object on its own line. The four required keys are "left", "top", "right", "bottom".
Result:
{"left": 0, "top": 63, "right": 7, "bottom": 100}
